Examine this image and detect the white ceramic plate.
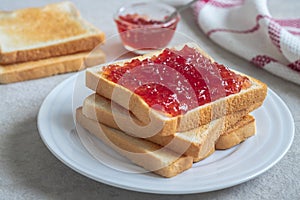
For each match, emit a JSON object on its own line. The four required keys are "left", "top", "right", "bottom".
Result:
{"left": 38, "top": 72, "right": 294, "bottom": 194}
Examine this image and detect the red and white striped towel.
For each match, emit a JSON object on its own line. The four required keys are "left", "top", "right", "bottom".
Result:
{"left": 193, "top": 0, "right": 300, "bottom": 85}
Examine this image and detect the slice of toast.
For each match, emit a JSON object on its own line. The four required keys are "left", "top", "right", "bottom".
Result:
{"left": 86, "top": 43, "right": 267, "bottom": 135}
{"left": 77, "top": 107, "right": 255, "bottom": 178}
{"left": 76, "top": 108, "right": 193, "bottom": 178}
{"left": 81, "top": 94, "right": 257, "bottom": 162}
{"left": 0, "top": 49, "right": 105, "bottom": 83}
{"left": 0, "top": 2, "right": 105, "bottom": 64}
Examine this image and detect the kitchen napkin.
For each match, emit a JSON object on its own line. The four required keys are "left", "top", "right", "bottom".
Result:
{"left": 193, "top": 0, "right": 300, "bottom": 85}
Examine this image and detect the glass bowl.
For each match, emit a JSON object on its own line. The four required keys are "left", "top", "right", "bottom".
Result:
{"left": 114, "top": 2, "right": 180, "bottom": 54}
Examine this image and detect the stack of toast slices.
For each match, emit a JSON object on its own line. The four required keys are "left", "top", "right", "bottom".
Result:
{"left": 0, "top": 2, "right": 106, "bottom": 83}
{"left": 76, "top": 43, "right": 267, "bottom": 178}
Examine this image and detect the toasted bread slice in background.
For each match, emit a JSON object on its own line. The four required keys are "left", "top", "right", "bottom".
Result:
{"left": 76, "top": 107, "right": 193, "bottom": 178}
{"left": 0, "top": 2, "right": 105, "bottom": 64}
{"left": 86, "top": 43, "right": 267, "bottom": 135}
{"left": 0, "top": 49, "right": 105, "bottom": 83}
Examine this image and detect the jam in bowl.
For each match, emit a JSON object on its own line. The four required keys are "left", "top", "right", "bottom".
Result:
{"left": 114, "top": 2, "right": 180, "bottom": 54}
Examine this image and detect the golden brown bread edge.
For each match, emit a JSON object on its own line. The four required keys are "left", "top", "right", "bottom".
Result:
{"left": 150, "top": 114, "right": 256, "bottom": 162}
{"left": 0, "top": 2, "right": 105, "bottom": 64}
{"left": 0, "top": 50, "right": 105, "bottom": 84}
{"left": 82, "top": 93, "right": 258, "bottom": 137}
{"left": 77, "top": 107, "right": 255, "bottom": 177}
{"left": 81, "top": 94, "right": 258, "bottom": 162}
{"left": 198, "top": 115, "right": 255, "bottom": 157}
{"left": 86, "top": 43, "right": 267, "bottom": 136}
{"left": 215, "top": 115, "right": 255, "bottom": 150}
{"left": 0, "top": 36, "right": 105, "bottom": 65}
{"left": 76, "top": 107, "right": 193, "bottom": 178}
{"left": 77, "top": 107, "right": 253, "bottom": 177}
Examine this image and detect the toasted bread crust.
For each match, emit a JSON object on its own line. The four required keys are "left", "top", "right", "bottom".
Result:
{"left": 82, "top": 93, "right": 259, "bottom": 136}
{"left": 176, "top": 76, "right": 266, "bottom": 132}
{"left": 0, "top": 35, "right": 104, "bottom": 65}
{"left": 82, "top": 94, "right": 259, "bottom": 161}
{"left": 215, "top": 115, "right": 256, "bottom": 150}
{"left": 0, "top": 50, "right": 105, "bottom": 83}
{"left": 76, "top": 108, "right": 193, "bottom": 178}
{"left": 86, "top": 43, "right": 267, "bottom": 135}
{"left": 151, "top": 114, "right": 256, "bottom": 162}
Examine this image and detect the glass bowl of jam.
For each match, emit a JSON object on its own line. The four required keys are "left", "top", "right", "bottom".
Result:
{"left": 114, "top": 2, "right": 180, "bottom": 54}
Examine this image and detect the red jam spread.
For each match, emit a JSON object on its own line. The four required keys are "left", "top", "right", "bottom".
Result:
{"left": 119, "top": 14, "right": 166, "bottom": 25}
{"left": 115, "top": 14, "right": 179, "bottom": 50}
{"left": 103, "top": 45, "right": 251, "bottom": 117}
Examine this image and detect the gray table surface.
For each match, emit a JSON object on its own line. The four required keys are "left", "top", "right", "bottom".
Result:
{"left": 1, "top": 0, "right": 299, "bottom": 199}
